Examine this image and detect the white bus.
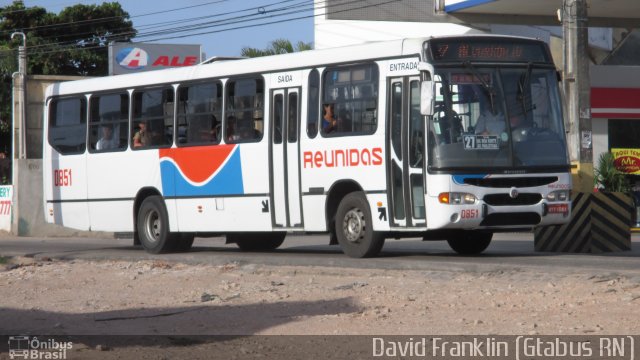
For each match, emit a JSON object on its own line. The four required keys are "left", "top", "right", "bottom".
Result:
{"left": 43, "top": 35, "right": 571, "bottom": 258}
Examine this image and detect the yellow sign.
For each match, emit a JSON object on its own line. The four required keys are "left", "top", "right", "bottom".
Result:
{"left": 611, "top": 148, "right": 640, "bottom": 174}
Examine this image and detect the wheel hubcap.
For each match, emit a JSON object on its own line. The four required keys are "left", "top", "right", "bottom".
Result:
{"left": 343, "top": 208, "right": 365, "bottom": 243}
{"left": 144, "top": 210, "right": 161, "bottom": 243}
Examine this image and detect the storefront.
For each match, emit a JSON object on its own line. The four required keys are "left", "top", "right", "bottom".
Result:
{"left": 591, "top": 65, "right": 640, "bottom": 228}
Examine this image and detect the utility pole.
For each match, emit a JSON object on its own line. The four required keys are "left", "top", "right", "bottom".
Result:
{"left": 10, "top": 32, "right": 26, "bottom": 236}
{"left": 11, "top": 32, "right": 27, "bottom": 161}
{"left": 561, "top": 0, "right": 592, "bottom": 192}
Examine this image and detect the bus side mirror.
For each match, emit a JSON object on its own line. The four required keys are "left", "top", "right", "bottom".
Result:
{"left": 418, "top": 62, "right": 435, "bottom": 116}
{"left": 420, "top": 80, "right": 435, "bottom": 116}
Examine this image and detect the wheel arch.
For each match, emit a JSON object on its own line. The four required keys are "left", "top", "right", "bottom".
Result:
{"left": 324, "top": 179, "right": 365, "bottom": 241}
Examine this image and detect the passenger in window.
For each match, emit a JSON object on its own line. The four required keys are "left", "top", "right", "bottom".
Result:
{"left": 133, "top": 121, "right": 151, "bottom": 148}
{"left": 96, "top": 125, "right": 118, "bottom": 150}
{"left": 322, "top": 103, "right": 337, "bottom": 134}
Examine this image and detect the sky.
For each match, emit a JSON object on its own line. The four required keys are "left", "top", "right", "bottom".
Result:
{"left": 2, "top": 0, "right": 315, "bottom": 57}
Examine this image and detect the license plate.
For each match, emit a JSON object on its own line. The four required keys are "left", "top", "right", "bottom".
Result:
{"left": 548, "top": 203, "right": 569, "bottom": 214}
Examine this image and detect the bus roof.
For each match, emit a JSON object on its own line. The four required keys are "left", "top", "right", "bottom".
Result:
{"left": 45, "top": 34, "right": 547, "bottom": 97}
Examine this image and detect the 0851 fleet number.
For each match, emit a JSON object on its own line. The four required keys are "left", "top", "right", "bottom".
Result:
{"left": 54, "top": 169, "right": 72, "bottom": 187}
{"left": 461, "top": 209, "right": 479, "bottom": 219}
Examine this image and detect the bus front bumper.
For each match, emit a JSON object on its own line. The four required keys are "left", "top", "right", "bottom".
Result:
{"left": 427, "top": 199, "right": 571, "bottom": 230}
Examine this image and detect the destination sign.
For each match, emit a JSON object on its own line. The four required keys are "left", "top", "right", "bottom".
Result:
{"left": 428, "top": 37, "right": 550, "bottom": 63}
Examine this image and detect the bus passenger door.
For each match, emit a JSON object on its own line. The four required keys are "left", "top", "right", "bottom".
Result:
{"left": 388, "top": 77, "right": 426, "bottom": 228}
{"left": 270, "top": 88, "right": 303, "bottom": 229}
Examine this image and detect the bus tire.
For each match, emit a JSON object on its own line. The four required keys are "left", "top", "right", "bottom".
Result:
{"left": 230, "top": 232, "right": 286, "bottom": 251}
{"left": 447, "top": 231, "right": 492, "bottom": 255}
{"left": 335, "top": 192, "right": 384, "bottom": 258}
{"left": 137, "top": 195, "right": 178, "bottom": 254}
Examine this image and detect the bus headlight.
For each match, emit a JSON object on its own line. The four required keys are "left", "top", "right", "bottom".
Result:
{"left": 547, "top": 190, "right": 570, "bottom": 202}
{"left": 438, "top": 192, "right": 477, "bottom": 205}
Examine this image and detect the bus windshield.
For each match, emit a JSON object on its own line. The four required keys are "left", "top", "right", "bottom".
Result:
{"left": 427, "top": 65, "right": 568, "bottom": 171}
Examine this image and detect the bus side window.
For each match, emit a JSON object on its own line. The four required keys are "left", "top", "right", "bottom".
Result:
{"left": 48, "top": 97, "right": 87, "bottom": 155}
{"left": 321, "top": 64, "right": 378, "bottom": 136}
{"left": 307, "top": 69, "right": 320, "bottom": 138}
{"left": 89, "top": 92, "right": 129, "bottom": 153}
{"left": 225, "top": 77, "right": 264, "bottom": 144}
{"left": 177, "top": 81, "right": 223, "bottom": 146}
{"left": 132, "top": 87, "right": 174, "bottom": 149}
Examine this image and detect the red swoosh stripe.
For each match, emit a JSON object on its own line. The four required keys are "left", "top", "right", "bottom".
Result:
{"left": 159, "top": 145, "right": 236, "bottom": 183}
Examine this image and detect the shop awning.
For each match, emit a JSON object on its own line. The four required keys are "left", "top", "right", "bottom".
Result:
{"left": 443, "top": 0, "right": 640, "bottom": 27}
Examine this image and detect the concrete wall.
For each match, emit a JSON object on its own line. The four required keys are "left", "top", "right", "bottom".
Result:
{"left": 14, "top": 159, "right": 46, "bottom": 235}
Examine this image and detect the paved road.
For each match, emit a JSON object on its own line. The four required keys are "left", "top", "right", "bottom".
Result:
{"left": 1, "top": 232, "right": 639, "bottom": 274}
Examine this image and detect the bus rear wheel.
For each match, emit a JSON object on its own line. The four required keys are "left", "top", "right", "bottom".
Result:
{"left": 447, "top": 231, "right": 492, "bottom": 255}
{"left": 137, "top": 195, "right": 178, "bottom": 254}
{"left": 229, "top": 232, "right": 286, "bottom": 251}
{"left": 335, "top": 192, "right": 384, "bottom": 258}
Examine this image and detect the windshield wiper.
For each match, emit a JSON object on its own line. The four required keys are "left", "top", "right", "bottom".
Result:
{"left": 518, "top": 62, "right": 536, "bottom": 116}
{"left": 463, "top": 61, "right": 495, "bottom": 113}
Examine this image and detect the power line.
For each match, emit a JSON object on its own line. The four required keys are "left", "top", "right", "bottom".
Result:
{"left": 0, "top": 0, "right": 273, "bottom": 36}
{"left": 0, "top": 0, "right": 304, "bottom": 50}
{"left": 140, "top": 0, "right": 398, "bottom": 43}
{"left": 132, "top": 0, "right": 314, "bottom": 40}
{"left": 0, "top": 0, "right": 398, "bottom": 57}
{"left": 1, "top": 0, "right": 318, "bottom": 54}
{"left": 135, "top": 0, "right": 305, "bottom": 31}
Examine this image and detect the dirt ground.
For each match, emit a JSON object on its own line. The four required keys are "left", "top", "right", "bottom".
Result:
{"left": 1, "top": 256, "right": 640, "bottom": 358}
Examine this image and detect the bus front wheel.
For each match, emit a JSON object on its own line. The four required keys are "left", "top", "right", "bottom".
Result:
{"left": 137, "top": 195, "right": 178, "bottom": 254}
{"left": 447, "top": 231, "right": 492, "bottom": 255}
{"left": 335, "top": 192, "right": 385, "bottom": 258}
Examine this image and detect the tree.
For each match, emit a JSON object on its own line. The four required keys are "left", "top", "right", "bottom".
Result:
{"left": 0, "top": 1, "right": 136, "bottom": 76}
{"left": 241, "top": 39, "right": 312, "bottom": 58}
{"left": 0, "top": 1, "right": 136, "bottom": 183}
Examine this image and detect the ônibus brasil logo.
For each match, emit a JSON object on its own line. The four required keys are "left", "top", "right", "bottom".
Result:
{"left": 116, "top": 47, "right": 149, "bottom": 70}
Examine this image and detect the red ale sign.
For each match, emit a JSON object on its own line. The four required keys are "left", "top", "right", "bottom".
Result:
{"left": 152, "top": 56, "right": 198, "bottom": 67}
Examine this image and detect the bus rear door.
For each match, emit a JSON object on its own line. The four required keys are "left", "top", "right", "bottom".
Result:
{"left": 270, "top": 88, "right": 303, "bottom": 229}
